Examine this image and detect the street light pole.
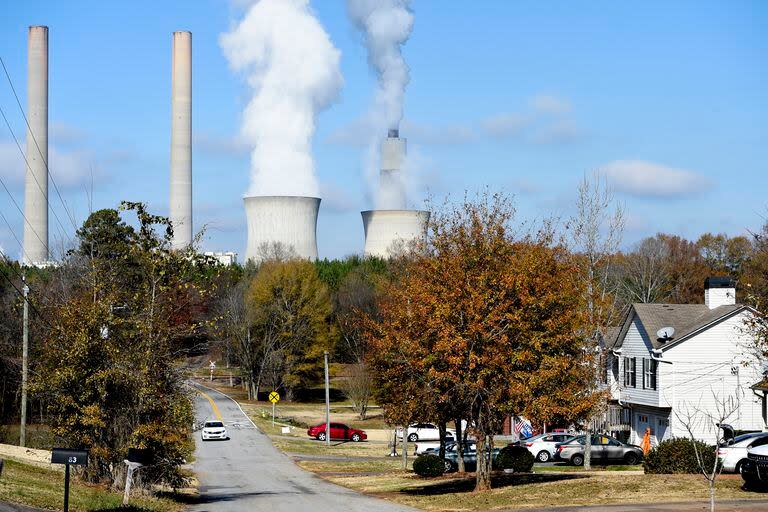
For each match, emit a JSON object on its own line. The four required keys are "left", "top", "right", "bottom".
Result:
{"left": 324, "top": 351, "right": 330, "bottom": 447}
{"left": 19, "top": 275, "right": 29, "bottom": 447}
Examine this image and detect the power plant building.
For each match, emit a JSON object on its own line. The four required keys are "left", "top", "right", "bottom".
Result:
{"left": 244, "top": 196, "right": 320, "bottom": 263}
{"left": 361, "top": 130, "right": 429, "bottom": 258}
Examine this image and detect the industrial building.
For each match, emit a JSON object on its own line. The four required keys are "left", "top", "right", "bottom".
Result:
{"left": 361, "top": 130, "right": 429, "bottom": 259}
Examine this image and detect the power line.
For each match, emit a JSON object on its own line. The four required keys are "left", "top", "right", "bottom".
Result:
{"left": 0, "top": 57, "right": 79, "bottom": 232}
{"left": 0, "top": 172, "right": 49, "bottom": 257}
{"left": 0, "top": 104, "right": 72, "bottom": 246}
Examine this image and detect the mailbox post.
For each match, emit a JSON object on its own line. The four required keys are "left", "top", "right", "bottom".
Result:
{"left": 123, "top": 448, "right": 151, "bottom": 506}
{"left": 51, "top": 448, "right": 88, "bottom": 512}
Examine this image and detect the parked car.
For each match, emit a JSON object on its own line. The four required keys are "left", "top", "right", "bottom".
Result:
{"left": 397, "top": 423, "right": 457, "bottom": 442}
{"left": 201, "top": 420, "right": 229, "bottom": 441}
{"left": 522, "top": 432, "right": 575, "bottom": 462}
{"left": 414, "top": 431, "right": 456, "bottom": 455}
{"left": 741, "top": 443, "right": 768, "bottom": 489}
{"left": 555, "top": 435, "right": 642, "bottom": 466}
{"left": 442, "top": 441, "right": 501, "bottom": 473}
{"left": 718, "top": 433, "right": 768, "bottom": 473}
{"left": 307, "top": 422, "right": 367, "bottom": 442}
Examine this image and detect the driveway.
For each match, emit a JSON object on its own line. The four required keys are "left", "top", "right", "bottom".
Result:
{"left": 190, "top": 383, "right": 414, "bottom": 512}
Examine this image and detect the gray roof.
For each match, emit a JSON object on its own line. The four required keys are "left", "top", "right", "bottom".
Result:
{"left": 608, "top": 303, "right": 745, "bottom": 351}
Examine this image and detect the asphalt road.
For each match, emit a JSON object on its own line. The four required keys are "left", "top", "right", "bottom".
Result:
{"left": 190, "top": 383, "right": 414, "bottom": 512}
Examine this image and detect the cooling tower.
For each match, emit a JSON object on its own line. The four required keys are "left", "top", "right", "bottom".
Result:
{"left": 170, "top": 31, "right": 192, "bottom": 250}
{"left": 244, "top": 196, "right": 320, "bottom": 263}
{"left": 361, "top": 209, "right": 429, "bottom": 258}
{"left": 23, "top": 26, "right": 49, "bottom": 265}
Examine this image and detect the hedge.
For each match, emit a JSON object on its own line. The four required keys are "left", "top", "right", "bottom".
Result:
{"left": 495, "top": 445, "right": 535, "bottom": 473}
{"left": 413, "top": 454, "right": 444, "bottom": 477}
{"left": 643, "top": 438, "right": 719, "bottom": 474}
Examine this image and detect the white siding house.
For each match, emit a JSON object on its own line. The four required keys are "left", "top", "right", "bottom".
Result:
{"left": 606, "top": 278, "right": 767, "bottom": 445}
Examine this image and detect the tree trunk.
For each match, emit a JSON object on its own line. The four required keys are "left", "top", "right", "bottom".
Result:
{"left": 709, "top": 479, "right": 715, "bottom": 512}
{"left": 455, "top": 417, "right": 466, "bottom": 473}
{"left": 438, "top": 421, "right": 447, "bottom": 460}
{"left": 584, "top": 425, "right": 592, "bottom": 470}
{"left": 475, "top": 431, "right": 492, "bottom": 491}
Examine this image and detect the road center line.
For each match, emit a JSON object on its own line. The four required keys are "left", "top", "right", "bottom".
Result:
{"left": 196, "top": 388, "right": 223, "bottom": 421}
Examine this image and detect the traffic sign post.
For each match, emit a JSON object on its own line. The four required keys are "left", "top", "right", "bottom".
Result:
{"left": 51, "top": 448, "right": 89, "bottom": 512}
{"left": 209, "top": 360, "right": 216, "bottom": 381}
{"left": 269, "top": 391, "right": 280, "bottom": 428}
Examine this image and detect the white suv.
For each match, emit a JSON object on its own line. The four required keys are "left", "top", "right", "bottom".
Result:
{"left": 523, "top": 433, "right": 575, "bottom": 462}
{"left": 397, "top": 423, "right": 456, "bottom": 442}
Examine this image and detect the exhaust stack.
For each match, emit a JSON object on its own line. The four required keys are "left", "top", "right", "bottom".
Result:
{"left": 170, "top": 31, "right": 192, "bottom": 249}
{"left": 23, "top": 26, "right": 49, "bottom": 265}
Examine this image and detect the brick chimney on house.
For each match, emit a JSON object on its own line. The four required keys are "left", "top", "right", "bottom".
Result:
{"left": 704, "top": 277, "right": 736, "bottom": 309}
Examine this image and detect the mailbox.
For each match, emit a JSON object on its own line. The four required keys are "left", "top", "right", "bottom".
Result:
{"left": 51, "top": 448, "right": 89, "bottom": 466}
{"left": 127, "top": 448, "right": 151, "bottom": 465}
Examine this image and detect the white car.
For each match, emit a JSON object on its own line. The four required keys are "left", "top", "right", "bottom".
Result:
{"left": 718, "top": 433, "right": 768, "bottom": 473}
{"left": 397, "top": 423, "right": 456, "bottom": 442}
{"left": 523, "top": 432, "right": 575, "bottom": 462}
{"left": 201, "top": 420, "right": 229, "bottom": 441}
{"left": 413, "top": 432, "right": 456, "bottom": 454}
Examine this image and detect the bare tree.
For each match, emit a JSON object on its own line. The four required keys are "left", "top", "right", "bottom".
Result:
{"left": 674, "top": 391, "right": 740, "bottom": 512}
{"left": 619, "top": 236, "right": 671, "bottom": 304}
{"left": 340, "top": 362, "right": 373, "bottom": 419}
{"left": 570, "top": 173, "right": 625, "bottom": 470}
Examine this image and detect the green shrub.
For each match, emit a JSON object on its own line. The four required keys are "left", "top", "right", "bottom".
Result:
{"left": 413, "top": 454, "right": 444, "bottom": 477}
{"left": 495, "top": 445, "right": 535, "bottom": 473}
{"left": 643, "top": 438, "right": 718, "bottom": 474}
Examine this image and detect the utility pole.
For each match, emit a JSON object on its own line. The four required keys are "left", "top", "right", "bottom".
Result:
{"left": 324, "top": 351, "right": 330, "bottom": 447}
{"left": 20, "top": 275, "right": 29, "bottom": 447}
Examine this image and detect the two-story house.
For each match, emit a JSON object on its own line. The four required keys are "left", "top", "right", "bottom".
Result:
{"left": 605, "top": 277, "right": 766, "bottom": 445}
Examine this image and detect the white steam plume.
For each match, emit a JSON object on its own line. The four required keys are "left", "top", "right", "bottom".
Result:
{"left": 347, "top": 0, "right": 413, "bottom": 131}
{"left": 220, "top": 0, "right": 343, "bottom": 197}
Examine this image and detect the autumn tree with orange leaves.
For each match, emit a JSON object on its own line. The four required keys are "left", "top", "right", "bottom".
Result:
{"left": 366, "top": 193, "right": 602, "bottom": 491}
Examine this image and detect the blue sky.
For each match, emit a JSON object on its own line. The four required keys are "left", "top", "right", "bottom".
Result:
{"left": 1, "top": 0, "right": 766, "bottom": 261}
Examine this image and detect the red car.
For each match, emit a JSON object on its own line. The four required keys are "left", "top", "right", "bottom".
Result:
{"left": 307, "top": 422, "right": 367, "bottom": 442}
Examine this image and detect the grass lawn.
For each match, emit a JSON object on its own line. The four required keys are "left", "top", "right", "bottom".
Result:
{"left": 0, "top": 458, "right": 184, "bottom": 512}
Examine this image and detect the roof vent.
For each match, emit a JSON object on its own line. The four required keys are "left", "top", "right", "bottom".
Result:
{"left": 656, "top": 326, "right": 675, "bottom": 342}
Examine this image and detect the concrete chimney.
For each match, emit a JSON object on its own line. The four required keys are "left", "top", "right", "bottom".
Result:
{"left": 704, "top": 277, "right": 736, "bottom": 309}
{"left": 170, "top": 31, "right": 192, "bottom": 250}
{"left": 23, "top": 26, "right": 49, "bottom": 265}
{"left": 244, "top": 196, "right": 320, "bottom": 263}
{"left": 379, "top": 133, "right": 406, "bottom": 209}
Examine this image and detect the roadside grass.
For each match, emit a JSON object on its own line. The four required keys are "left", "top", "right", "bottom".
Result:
{"left": 534, "top": 463, "right": 640, "bottom": 472}
{"left": 326, "top": 472, "right": 757, "bottom": 511}
{"left": 0, "top": 458, "right": 184, "bottom": 512}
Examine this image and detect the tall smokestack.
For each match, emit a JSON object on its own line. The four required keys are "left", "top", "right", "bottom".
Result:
{"left": 23, "top": 26, "right": 49, "bottom": 265}
{"left": 170, "top": 31, "right": 192, "bottom": 250}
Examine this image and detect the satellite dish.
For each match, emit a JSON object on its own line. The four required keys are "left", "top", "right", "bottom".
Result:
{"left": 657, "top": 327, "right": 675, "bottom": 341}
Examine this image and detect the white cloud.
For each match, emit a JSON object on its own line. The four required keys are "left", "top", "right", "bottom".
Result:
{"left": 602, "top": 160, "right": 711, "bottom": 199}
{"left": 481, "top": 113, "right": 530, "bottom": 138}
{"left": 0, "top": 139, "right": 104, "bottom": 190}
{"left": 194, "top": 132, "right": 250, "bottom": 156}
{"left": 533, "top": 119, "right": 583, "bottom": 144}
{"left": 530, "top": 94, "right": 572, "bottom": 115}
{"left": 50, "top": 121, "right": 86, "bottom": 145}
{"left": 401, "top": 119, "right": 476, "bottom": 145}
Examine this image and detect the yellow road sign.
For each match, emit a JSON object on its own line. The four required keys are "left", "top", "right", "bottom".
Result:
{"left": 269, "top": 391, "right": 280, "bottom": 403}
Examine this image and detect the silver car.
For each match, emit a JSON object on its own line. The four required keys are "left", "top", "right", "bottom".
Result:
{"left": 555, "top": 435, "right": 642, "bottom": 466}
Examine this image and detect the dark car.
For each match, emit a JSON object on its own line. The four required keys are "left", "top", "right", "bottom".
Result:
{"left": 306, "top": 422, "right": 367, "bottom": 442}
{"left": 441, "top": 441, "right": 501, "bottom": 473}
{"left": 555, "top": 434, "right": 643, "bottom": 466}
